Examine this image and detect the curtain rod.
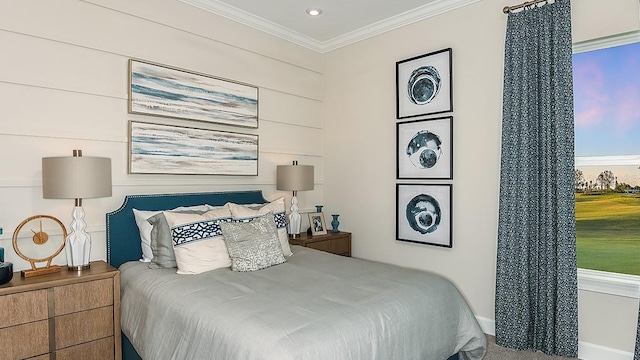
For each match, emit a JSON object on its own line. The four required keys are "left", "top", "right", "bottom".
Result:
{"left": 503, "top": 0, "right": 550, "bottom": 14}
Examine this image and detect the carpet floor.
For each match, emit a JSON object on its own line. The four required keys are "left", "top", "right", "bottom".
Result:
{"left": 484, "top": 335, "right": 579, "bottom": 360}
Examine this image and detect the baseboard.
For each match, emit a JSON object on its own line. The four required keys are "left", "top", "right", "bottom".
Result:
{"left": 475, "top": 316, "right": 496, "bottom": 335}
{"left": 578, "top": 341, "right": 633, "bottom": 360}
{"left": 475, "top": 316, "right": 634, "bottom": 360}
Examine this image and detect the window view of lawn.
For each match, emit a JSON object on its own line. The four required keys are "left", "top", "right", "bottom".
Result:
{"left": 575, "top": 192, "right": 640, "bottom": 276}
{"left": 573, "top": 41, "right": 640, "bottom": 277}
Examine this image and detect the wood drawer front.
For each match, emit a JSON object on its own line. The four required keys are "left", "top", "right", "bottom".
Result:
{"left": 0, "top": 320, "right": 49, "bottom": 359}
{"left": 56, "top": 336, "right": 114, "bottom": 360}
{"left": 55, "top": 306, "right": 114, "bottom": 349}
{"left": 54, "top": 278, "right": 113, "bottom": 316}
{"left": 0, "top": 290, "right": 48, "bottom": 328}
{"left": 331, "top": 237, "right": 350, "bottom": 255}
{"left": 28, "top": 355, "right": 51, "bottom": 360}
{"left": 307, "top": 240, "right": 331, "bottom": 252}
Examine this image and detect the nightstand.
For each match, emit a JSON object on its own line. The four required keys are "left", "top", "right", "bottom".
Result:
{"left": 0, "top": 260, "right": 121, "bottom": 360}
{"left": 289, "top": 231, "right": 351, "bottom": 257}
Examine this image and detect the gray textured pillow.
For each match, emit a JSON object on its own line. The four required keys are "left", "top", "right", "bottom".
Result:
{"left": 227, "top": 198, "right": 292, "bottom": 257}
{"left": 147, "top": 210, "right": 206, "bottom": 269}
{"left": 220, "top": 212, "right": 286, "bottom": 272}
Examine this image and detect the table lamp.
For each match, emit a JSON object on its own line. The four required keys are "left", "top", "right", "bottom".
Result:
{"left": 42, "top": 150, "right": 112, "bottom": 270}
{"left": 276, "top": 161, "right": 314, "bottom": 238}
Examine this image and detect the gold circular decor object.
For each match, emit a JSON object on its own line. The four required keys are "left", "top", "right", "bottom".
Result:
{"left": 12, "top": 215, "right": 67, "bottom": 277}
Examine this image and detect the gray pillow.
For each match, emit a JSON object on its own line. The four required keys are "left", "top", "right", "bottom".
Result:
{"left": 220, "top": 212, "right": 286, "bottom": 272}
{"left": 147, "top": 210, "right": 206, "bottom": 269}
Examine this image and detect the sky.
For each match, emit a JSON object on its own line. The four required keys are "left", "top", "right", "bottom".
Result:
{"left": 573, "top": 42, "right": 640, "bottom": 157}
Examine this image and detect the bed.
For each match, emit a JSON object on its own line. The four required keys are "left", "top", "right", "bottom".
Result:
{"left": 106, "top": 190, "right": 486, "bottom": 360}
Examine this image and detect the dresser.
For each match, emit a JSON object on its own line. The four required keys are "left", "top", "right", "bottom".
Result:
{"left": 289, "top": 231, "right": 351, "bottom": 257}
{"left": 0, "top": 261, "right": 121, "bottom": 360}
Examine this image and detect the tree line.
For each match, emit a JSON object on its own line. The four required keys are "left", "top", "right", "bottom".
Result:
{"left": 574, "top": 169, "right": 640, "bottom": 193}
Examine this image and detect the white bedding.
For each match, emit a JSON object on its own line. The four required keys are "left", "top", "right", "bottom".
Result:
{"left": 120, "top": 246, "right": 486, "bottom": 360}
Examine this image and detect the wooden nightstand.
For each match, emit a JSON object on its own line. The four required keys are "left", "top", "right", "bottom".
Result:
{"left": 0, "top": 260, "right": 121, "bottom": 360}
{"left": 289, "top": 231, "right": 351, "bottom": 257}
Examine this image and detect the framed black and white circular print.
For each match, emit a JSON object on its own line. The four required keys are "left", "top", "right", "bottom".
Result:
{"left": 396, "top": 183, "right": 452, "bottom": 248}
{"left": 396, "top": 116, "right": 453, "bottom": 179}
{"left": 396, "top": 48, "right": 452, "bottom": 119}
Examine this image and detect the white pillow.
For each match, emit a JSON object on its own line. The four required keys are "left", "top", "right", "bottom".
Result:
{"left": 132, "top": 204, "right": 215, "bottom": 262}
{"left": 162, "top": 207, "right": 233, "bottom": 275}
{"left": 227, "top": 197, "right": 293, "bottom": 257}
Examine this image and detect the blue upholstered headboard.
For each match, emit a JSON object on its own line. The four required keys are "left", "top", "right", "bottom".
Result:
{"left": 105, "top": 190, "right": 268, "bottom": 268}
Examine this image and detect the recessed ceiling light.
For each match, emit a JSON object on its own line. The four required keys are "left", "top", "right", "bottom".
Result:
{"left": 306, "top": 8, "right": 322, "bottom": 16}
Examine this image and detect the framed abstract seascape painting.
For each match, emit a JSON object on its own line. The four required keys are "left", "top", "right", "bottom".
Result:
{"left": 396, "top": 184, "right": 452, "bottom": 248}
{"left": 128, "top": 121, "right": 258, "bottom": 176}
{"left": 129, "top": 59, "right": 259, "bottom": 128}
{"left": 397, "top": 116, "right": 453, "bottom": 179}
{"left": 396, "top": 48, "right": 452, "bottom": 119}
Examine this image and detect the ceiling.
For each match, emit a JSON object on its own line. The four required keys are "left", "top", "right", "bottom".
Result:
{"left": 179, "top": 0, "right": 481, "bottom": 53}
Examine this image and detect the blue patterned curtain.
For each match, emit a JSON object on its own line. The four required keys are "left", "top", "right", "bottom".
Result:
{"left": 495, "top": 0, "right": 578, "bottom": 357}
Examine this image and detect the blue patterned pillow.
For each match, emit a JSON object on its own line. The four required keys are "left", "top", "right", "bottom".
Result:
{"left": 220, "top": 212, "right": 286, "bottom": 272}
{"left": 162, "top": 207, "right": 233, "bottom": 274}
{"left": 133, "top": 204, "right": 213, "bottom": 263}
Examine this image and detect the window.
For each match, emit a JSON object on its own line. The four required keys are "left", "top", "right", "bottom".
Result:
{"left": 573, "top": 38, "right": 640, "bottom": 279}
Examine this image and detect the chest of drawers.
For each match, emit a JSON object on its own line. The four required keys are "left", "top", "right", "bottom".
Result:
{"left": 0, "top": 261, "right": 121, "bottom": 360}
{"left": 289, "top": 231, "right": 352, "bottom": 257}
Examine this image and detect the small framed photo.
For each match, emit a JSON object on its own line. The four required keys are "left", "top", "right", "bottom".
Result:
{"left": 396, "top": 184, "right": 452, "bottom": 248}
{"left": 308, "top": 212, "right": 327, "bottom": 236}
{"left": 397, "top": 116, "right": 453, "bottom": 179}
{"left": 396, "top": 48, "right": 452, "bottom": 119}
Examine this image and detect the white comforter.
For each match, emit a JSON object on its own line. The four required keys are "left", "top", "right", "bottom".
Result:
{"left": 120, "top": 246, "right": 486, "bottom": 360}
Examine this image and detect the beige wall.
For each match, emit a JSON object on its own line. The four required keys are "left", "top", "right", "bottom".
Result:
{"left": 0, "top": 0, "right": 325, "bottom": 269}
{"left": 322, "top": 0, "right": 640, "bottom": 354}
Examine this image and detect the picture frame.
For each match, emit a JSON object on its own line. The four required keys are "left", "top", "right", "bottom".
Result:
{"left": 128, "top": 59, "right": 259, "bottom": 128}
{"left": 128, "top": 121, "right": 258, "bottom": 175}
{"left": 396, "top": 48, "right": 452, "bottom": 119}
{"left": 308, "top": 212, "right": 328, "bottom": 236}
{"left": 397, "top": 116, "right": 453, "bottom": 179}
{"left": 396, "top": 184, "right": 452, "bottom": 248}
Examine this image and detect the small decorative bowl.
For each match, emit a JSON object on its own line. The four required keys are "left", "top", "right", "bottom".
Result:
{"left": 0, "top": 262, "right": 13, "bottom": 285}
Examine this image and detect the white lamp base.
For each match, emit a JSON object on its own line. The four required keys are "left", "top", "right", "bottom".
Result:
{"left": 287, "top": 194, "right": 302, "bottom": 237}
{"left": 65, "top": 206, "right": 91, "bottom": 271}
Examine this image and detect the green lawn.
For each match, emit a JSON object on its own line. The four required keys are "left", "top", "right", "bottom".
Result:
{"left": 575, "top": 192, "right": 640, "bottom": 276}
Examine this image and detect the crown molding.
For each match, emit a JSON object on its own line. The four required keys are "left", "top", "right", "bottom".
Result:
{"left": 178, "top": 0, "right": 321, "bottom": 50}
{"left": 179, "top": 0, "right": 481, "bottom": 53}
{"left": 320, "top": 0, "right": 481, "bottom": 52}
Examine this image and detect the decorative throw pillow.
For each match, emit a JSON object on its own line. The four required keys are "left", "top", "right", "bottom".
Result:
{"left": 162, "top": 207, "right": 233, "bottom": 275}
{"left": 220, "top": 212, "right": 286, "bottom": 272}
{"left": 147, "top": 212, "right": 186, "bottom": 269}
{"left": 133, "top": 204, "right": 213, "bottom": 262}
{"left": 227, "top": 197, "right": 293, "bottom": 256}
{"left": 145, "top": 207, "right": 220, "bottom": 269}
